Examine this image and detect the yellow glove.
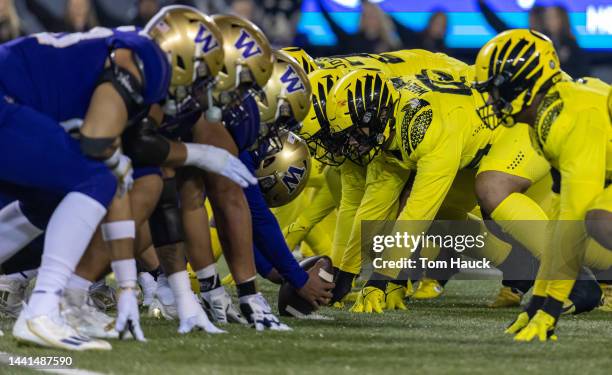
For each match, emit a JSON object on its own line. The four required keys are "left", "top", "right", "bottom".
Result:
{"left": 514, "top": 310, "right": 558, "bottom": 342}
{"left": 504, "top": 311, "right": 530, "bottom": 334}
{"left": 350, "top": 286, "right": 385, "bottom": 313}
{"left": 385, "top": 283, "right": 407, "bottom": 311}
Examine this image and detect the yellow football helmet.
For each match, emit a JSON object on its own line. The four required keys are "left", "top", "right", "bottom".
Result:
{"left": 300, "top": 68, "right": 346, "bottom": 166}
{"left": 145, "top": 6, "right": 224, "bottom": 104}
{"left": 326, "top": 69, "right": 398, "bottom": 165}
{"left": 255, "top": 130, "right": 311, "bottom": 207}
{"left": 473, "top": 29, "right": 561, "bottom": 129}
{"left": 281, "top": 47, "right": 318, "bottom": 75}
{"left": 211, "top": 14, "right": 274, "bottom": 101}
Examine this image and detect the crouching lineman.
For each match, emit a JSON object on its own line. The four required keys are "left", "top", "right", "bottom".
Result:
{"left": 0, "top": 6, "right": 258, "bottom": 347}
{"left": 473, "top": 29, "right": 612, "bottom": 341}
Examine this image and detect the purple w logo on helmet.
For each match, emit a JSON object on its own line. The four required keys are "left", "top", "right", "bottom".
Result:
{"left": 280, "top": 66, "right": 305, "bottom": 93}
{"left": 234, "top": 30, "right": 261, "bottom": 58}
{"left": 282, "top": 165, "right": 306, "bottom": 193}
{"left": 194, "top": 24, "right": 219, "bottom": 54}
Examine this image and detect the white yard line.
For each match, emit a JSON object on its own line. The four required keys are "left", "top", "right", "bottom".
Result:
{"left": 0, "top": 351, "right": 106, "bottom": 375}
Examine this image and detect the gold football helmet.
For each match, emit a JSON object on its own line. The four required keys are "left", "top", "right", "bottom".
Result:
{"left": 211, "top": 14, "right": 274, "bottom": 102}
{"left": 256, "top": 50, "right": 312, "bottom": 154}
{"left": 326, "top": 69, "right": 398, "bottom": 165}
{"left": 300, "top": 68, "right": 345, "bottom": 166}
{"left": 280, "top": 47, "right": 318, "bottom": 75}
{"left": 256, "top": 130, "right": 311, "bottom": 207}
{"left": 473, "top": 29, "right": 561, "bottom": 129}
{"left": 145, "top": 6, "right": 224, "bottom": 104}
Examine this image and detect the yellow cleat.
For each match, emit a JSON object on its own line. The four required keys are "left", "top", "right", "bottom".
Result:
{"left": 350, "top": 286, "right": 385, "bottom": 313}
{"left": 332, "top": 301, "right": 345, "bottom": 309}
{"left": 489, "top": 287, "right": 523, "bottom": 308}
{"left": 514, "top": 310, "right": 558, "bottom": 342}
{"left": 344, "top": 291, "right": 359, "bottom": 302}
{"left": 598, "top": 283, "right": 612, "bottom": 312}
{"left": 385, "top": 283, "right": 407, "bottom": 311}
{"left": 411, "top": 278, "right": 443, "bottom": 300}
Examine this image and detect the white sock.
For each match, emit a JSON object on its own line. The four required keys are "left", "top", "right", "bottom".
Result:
{"left": 168, "top": 271, "right": 199, "bottom": 320}
{"left": 66, "top": 274, "right": 93, "bottom": 292}
{"left": 29, "top": 192, "right": 106, "bottom": 317}
{"left": 195, "top": 264, "right": 217, "bottom": 280}
{"left": 0, "top": 201, "right": 43, "bottom": 264}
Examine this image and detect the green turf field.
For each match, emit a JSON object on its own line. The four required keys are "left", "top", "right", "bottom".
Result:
{"left": 1, "top": 279, "right": 611, "bottom": 375}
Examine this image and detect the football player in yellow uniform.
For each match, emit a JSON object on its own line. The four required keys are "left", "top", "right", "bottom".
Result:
{"left": 473, "top": 29, "right": 612, "bottom": 341}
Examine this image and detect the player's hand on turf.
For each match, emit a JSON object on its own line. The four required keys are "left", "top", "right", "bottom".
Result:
{"left": 240, "top": 293, "right": 291, "bottom": 331}
{"left": 504, "top": 311, "right": 530, "bottom": 334}
{"left": 385, "top": 283, "right": 408, "bottom": 311}
{"left": 514, "top": 310, "right": 557, "bottom": 342}
{"left": 297, "top": 259, "right": 335, "bottom": 309}
{"left": 178, "top": 310, "right": 227, "bottom": 334}
{"left": 184, "top": 143, "right": 257, "bottom": 187}
{"left": 116, "top": 286, "right": 146, "bottom": 342}
{"left": 350, "top": 286, "right": 385, "bottom": 313}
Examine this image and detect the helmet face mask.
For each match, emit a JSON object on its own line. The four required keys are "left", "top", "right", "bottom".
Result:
{"left": 326, "top": 69, "right": 397, "bottom": 166}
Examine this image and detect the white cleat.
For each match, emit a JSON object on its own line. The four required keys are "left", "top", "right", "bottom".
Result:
{"left": 61, "top": 288, "right": 120, "bottom": 339}
{"left": 147, "top": 279, "right": 178, "bottom": 320}
{"left": 138, "top": 272, "right": 157, "bottom": 308}
{"left": 13, "top": 306, "right": 111, "bottom": 351}
{"left": 89, "top": 282, "right": 117, "bottom": 312}
{"left": 0, "top": 277, "right": 29, "bottom": 319}
{"left": 147, "top": 297, "right": 178, "bottom": 320}
{"left": 201, "top": 286, "right": 247, "bottom": 324}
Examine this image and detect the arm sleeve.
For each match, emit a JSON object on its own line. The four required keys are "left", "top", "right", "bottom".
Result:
{"left": 476, "top": 0, "right": 508, "bottom": 34}
{"left": 241, "top": 152, "right": 309, "bottom": 289}
{"left": 253, "top": 246, "right": 274, "bottom": 279}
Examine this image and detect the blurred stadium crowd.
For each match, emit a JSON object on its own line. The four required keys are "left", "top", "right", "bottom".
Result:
{"left": 1, "top": 0, "right": 610, "bottom": 81}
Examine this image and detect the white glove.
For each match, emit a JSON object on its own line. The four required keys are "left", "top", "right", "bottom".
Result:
{"left": 239, "top": 293, "right": 291, "bottom": 331}
{"left": 178, "top": 294, "right": 226, "bottom": 334}
{"left": 183, "top": 143, "right": 257, "bottom": 188}
{"left": 116, "top": 287, "right": 146, "bottom": 342}
{"left": 201, "top": 286, "right": 248, "bottom": 324}
{"left": 104, "top": 149, "right": 134, "bottom": 196}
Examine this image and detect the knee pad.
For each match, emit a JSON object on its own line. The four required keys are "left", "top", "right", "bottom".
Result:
{"left": 567, "top": 268, "right": 603, "bottom": 314}
{"left": 149, "top": 178, "right": 184, "bottom": 247}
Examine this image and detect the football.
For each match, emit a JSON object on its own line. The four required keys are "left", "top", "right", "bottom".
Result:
{"left": 278, "top": 255, "right": 334, "bottom": 318}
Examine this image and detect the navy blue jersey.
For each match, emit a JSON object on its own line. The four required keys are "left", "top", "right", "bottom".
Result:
{"left": 240, "top": 151, "right": 308, "bottom": 289}
{"left": 0, "top": 27, "right": 170, "bottom": 122}
{"left": 223, "top": 95, "right": 261, "bottom": 152}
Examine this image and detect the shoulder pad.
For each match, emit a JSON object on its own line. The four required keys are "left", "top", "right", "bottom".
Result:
{"left": 535, "top": 90, "right": 563, "bottom": 145}
{"left": 399, "top": 98, "right": 432, "bottom": 154}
